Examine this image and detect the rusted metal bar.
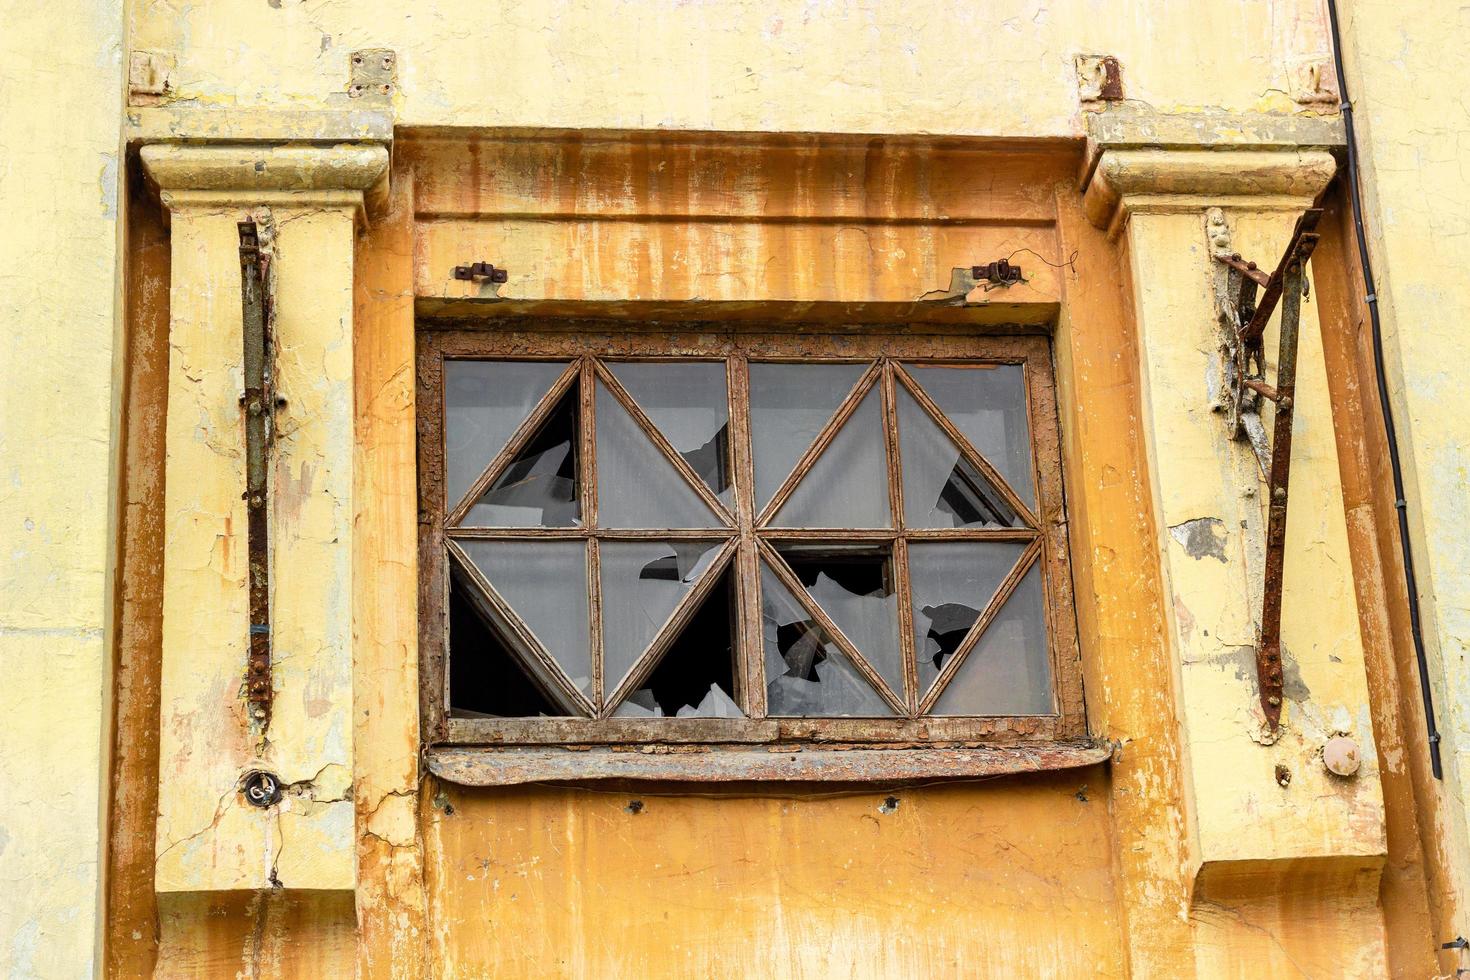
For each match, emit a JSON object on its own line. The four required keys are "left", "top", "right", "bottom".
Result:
{"left": 1217, "top": 253, "right": 1271, "bottom": 287}
{"left": 1239, "top": 209, "right": 1322, "bottom": 343}
{"left": 1254, "top": 231, "right": 1317, "bottom": 730}
{"left": 239, "top": 221, "right": 275, "bottom": 727}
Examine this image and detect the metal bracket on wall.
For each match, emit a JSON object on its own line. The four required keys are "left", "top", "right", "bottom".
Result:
{"left": 239, "top": 218, "right": 278, "bottom": 729}
{"left": 1208, "top": 207, "right": 1322, "bottom": 731}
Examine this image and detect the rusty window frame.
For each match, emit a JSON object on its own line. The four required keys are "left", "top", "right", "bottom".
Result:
{"left": 417, "top": 321, "right": 1084, "bottom": 747}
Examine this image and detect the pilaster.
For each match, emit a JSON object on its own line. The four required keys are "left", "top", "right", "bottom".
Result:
{"left": 1082, "top": 124, "right": 1387, "bottom": 892}
{"left": 141, "top": 142, "right": 388, "bottom": 893}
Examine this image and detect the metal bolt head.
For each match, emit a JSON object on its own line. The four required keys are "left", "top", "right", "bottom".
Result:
{"left": 1273, "top": 487, "right": 1287, "bottom": 501}
{"left": 1323, "top": 735, "right": 1362, "bottom": 777}
{"left": 242, "top": 771, "right": 282, "bottom": 808}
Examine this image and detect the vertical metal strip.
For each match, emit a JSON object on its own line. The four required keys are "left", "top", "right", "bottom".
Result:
{"left": 1256, "top": 242, "right": 1311, "bottom": 730}
{"left": 239, "top": 220, "right": 273, "bottom": 728}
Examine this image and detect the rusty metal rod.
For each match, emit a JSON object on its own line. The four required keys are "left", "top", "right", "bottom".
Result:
{"left": 1255, "top": 237, "right": 1314, "bottom": 729}
{"left": 1239, "top": 209, "right": 1323, "bottom": 343}
{"left": 240, "top": 221, "right": 273, "bottom": 727}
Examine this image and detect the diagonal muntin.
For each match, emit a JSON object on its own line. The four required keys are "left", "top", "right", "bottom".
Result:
{"left": 756, "top": 538, "right": 909, "bottom": 717}
{"left": 444, "top": 357, "right": 582, "bottom": 527}
{"left": 892, "top": 361, "right": 1040, "bottom": 530}
{"left": 446, "top": 538, "right": 596, "bottom": 718}
{"left": 916, "top": 538, "right": 1044, "bottom": 715}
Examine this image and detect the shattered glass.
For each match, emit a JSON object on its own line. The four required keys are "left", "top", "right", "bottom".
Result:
{"left": 771, "top": 386, "right": 891, "bottom": 528}
{"left": 781, "top": 550, "right": 903, "bottom": 699}
{"left": 444, "top": 359, "right": 568, "bottom": 511}
{"left": 611, "top": 569, "right": 744, "bottom": 718}
{"left": 599, "top": 541, "right": 724, "bottom": 698}
{"left": 908, "top": 541, "right": 1027, "bottom": 695}
{"left": 463, "top": 384, "right": 580, "bottom": 527}
{"left": 596, "top": 379, "right": 723, "bottom": 528}
{"left": 907, "top": 363, "right": 1036, "bottom": 508}
{"left": 459, "top": 539, "right": 593, "bottom": 698}
{"left": 609, "top": 361, "right": 733, "bottom": 504}
{"left": 933, "top": 562, "right": 1054, "bottom": 715}
{"left": 761, "top": 565, "right": 893, "bottom": 716}
{"left": 897, "top": 384, "right": 1020, "bottom": 529}
{"left": 748, "top": 362, "right": 867, "bottom": 510}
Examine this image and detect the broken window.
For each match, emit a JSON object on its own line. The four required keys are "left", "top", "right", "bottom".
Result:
{"left": 420, "top": 334, "right": 1080, "bottom": 745}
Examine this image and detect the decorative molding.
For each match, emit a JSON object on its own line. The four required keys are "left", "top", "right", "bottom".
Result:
{"left": 140, "top": 142, "right": 390, "bottom": 221}
{"left": 1082, "top": 147, "right": 1336, "bottom": 237}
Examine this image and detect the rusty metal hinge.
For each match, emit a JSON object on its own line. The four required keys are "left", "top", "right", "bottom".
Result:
{"left": 453, "top": 261, "right": 509, "bottom": 283}
{"left": 1209, "top": 207, "right": 1321, "bottom": 731}
{"left": 239, "top": 218, "right": 277, "bottom": 729}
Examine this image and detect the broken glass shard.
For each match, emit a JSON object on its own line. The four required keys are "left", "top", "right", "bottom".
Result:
{"left": 771, "top": 385, "right": 891, "bottom": 528}
{"left": 749, "top": 362, "right": 868, "bottom": 510}
{"left": 459, "top": 539, "right": 593, "bottom": 698}
{"left": 448, "top": 566, "right": 576, "bottom": 717}
{"left": 596, "top": 379, "right": 722, "bottom": 528}
{"left": 907, "top": 363, "right": 1036, "bottom": 508}
{"left": 612, "top": 568, "right": 744, "bottom": 718}
{"left": 933, "top": 561, "right": 1054, "bottom": 715}
{"left": 779, "top": 548, "right": 903, "bottom": 699}
{"left": 897, "top": 384, "right": 1020, "bottom": 529}
{"left": 761, "top": 564, "right": 893, "bottom": 717}
{"left": 599, "top": 540, "right": 724, "bottom": 698}
{"left": 908, "top": 541, "right": 1028, "bottom": 696}
{"left": 462, "top": 382, "right": 580, "bottom": 527}
{"left": 608, "top": 361, "right": 732, "bottom": 503}
{"left": 444, "top": 359, "right": 568, "bottom": 512}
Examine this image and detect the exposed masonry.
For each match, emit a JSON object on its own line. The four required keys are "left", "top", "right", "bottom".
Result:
{"left": 1169, "top": 517, "right": 1229, "bottom": 563}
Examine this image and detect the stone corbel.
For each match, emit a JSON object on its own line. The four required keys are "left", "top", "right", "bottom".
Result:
{"left": 142, "top": 142, "right": 391, "bottom": 225}
{"left": 142, "top": 141, "right": 387, "bottom": 893}
{"left": 1082, "top": 147, "right": 1336, "bottom": 239}
{"left": 1078, "top": 117, "right": 1387, "bottom": 896}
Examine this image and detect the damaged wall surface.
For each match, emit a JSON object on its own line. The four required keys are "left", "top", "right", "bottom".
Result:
{"left": 3, "top": 0, "right": 1469, "bottom": 976}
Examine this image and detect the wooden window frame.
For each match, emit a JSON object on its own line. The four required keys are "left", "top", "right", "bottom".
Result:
{"left": 417, "top": 320, "right": 1085, "bottom": 751}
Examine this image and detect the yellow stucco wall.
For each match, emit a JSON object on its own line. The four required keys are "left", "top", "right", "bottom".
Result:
{"left": 129, "top": 0, "right": 1335, "bottom": 134}
{"left": 0, "top": 1, "right": 125, "bottom": 977}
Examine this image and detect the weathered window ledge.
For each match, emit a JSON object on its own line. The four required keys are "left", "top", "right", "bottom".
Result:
{"left": 427, "top": 739, "right": 1112, "bottom": 786}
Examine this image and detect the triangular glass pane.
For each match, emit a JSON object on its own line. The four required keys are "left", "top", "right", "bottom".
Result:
{"left": 909, "top": 541, "right": 1028, "bottom": 696}
{"left": 932, "top": 562, "right": 1054, "bottom": 716}
{"left": 760, "top": 563, "right": 893, "bottom": 717}
{"left": 609, "top": 361, "right": 732, "bottom": 504}
{"left": 596, "top": 380, "right": 722, "bottom": 528}
{"left": 749, "top": 362, "right": 867, "bottom": 510}
{"left": 459, "top": 540, "right": 593, "bottom": 698}
{"left": 444, "top": 359, "right": 568, "bottom": 511}
{"left": 463, "top": 383, "right": 580, "bottom": 527}
{"left": 613, "top": 568, "right": 744, "bottom": 718}
{"left": 898, "top": 385, "right": 1021, "bottom": 529}
{"left": 600, "top": 540, "right": 725, "bottom": 698}
{"left": 908, "top": 364, "right": 1036, "bottom": 508}
{"left": 771, "top": 386, "right": 891, "bottom": 528}
{"left": 448, "top": 567, "right": 575, "bottom": 717}
{"left": 778, "top": 548, "right": 903, "bottom": 698}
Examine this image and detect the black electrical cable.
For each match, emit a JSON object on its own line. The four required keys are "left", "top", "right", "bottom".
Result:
{"left": 1324, "top": 0, "right": 1443, "bottom": 779}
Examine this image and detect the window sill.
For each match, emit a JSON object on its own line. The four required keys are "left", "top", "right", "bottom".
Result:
{"left": 426, "top": 738, "right": 1111, "bottom": 786}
